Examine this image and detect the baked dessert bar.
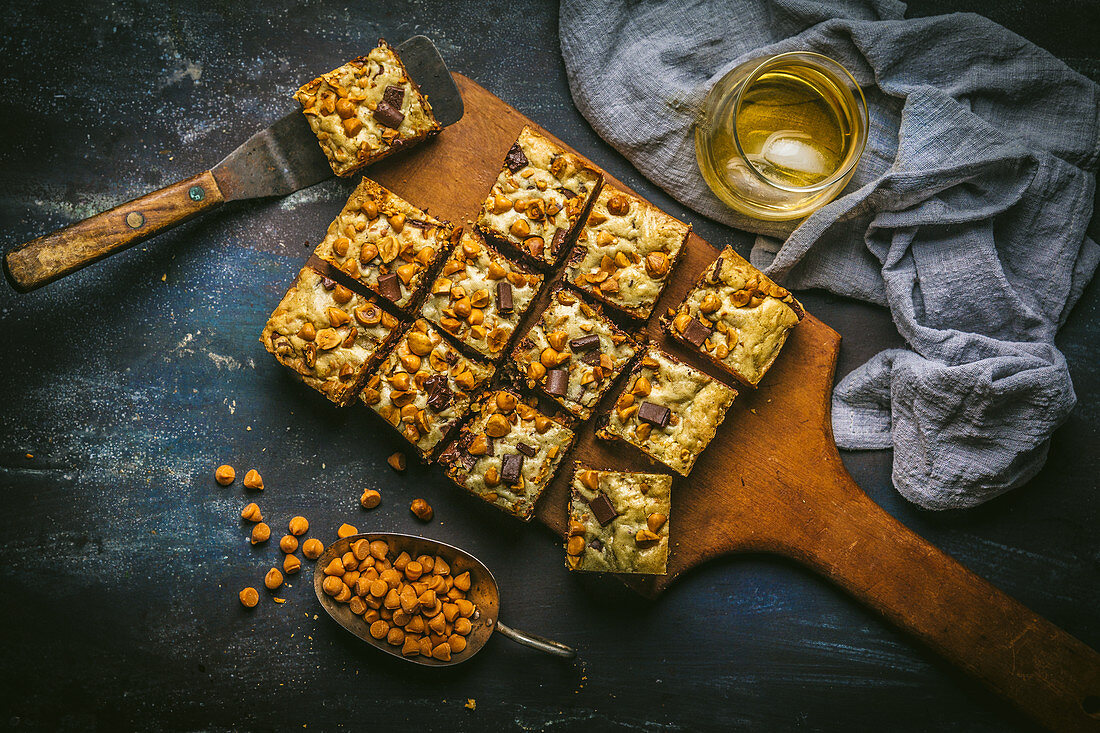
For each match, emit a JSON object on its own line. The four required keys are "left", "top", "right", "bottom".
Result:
{"left": 295, "top": 39, "right": 441, "bottom": 177}
{"left": 311, "top": 178, "right": 456, "bottom": 312}
{"left": 261, "top": 267, "right": 403, "bottom": 407}
{"left": 509, "top": 287, "right": 638, "bottom": 422}
{"left": 360, "top": 319, "right": 495, "bottom": 459}
{"left": 663, "top": 246, "right": 804, "bottom": 387}
{"left": 565, "top": 187, "right": 690, "bottom": 319}
{"left": 596, "top": 348, "right": 736, "bottom": 476}
{"left": 438, "top": 390, "right": 575, "bottom": 521}
{"left": 476, "top": 126, "right": 603, "bottom": 269}
{"left": 566, "top": 465, "right": 671, "bottom": 574}
{"left": 420, "top": 226, "right": 544, "bottom": 361}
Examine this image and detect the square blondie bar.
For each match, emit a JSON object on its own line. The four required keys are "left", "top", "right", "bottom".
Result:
{"left": 663, "top": 247, "right": 804, "bottom": 387}
{"left": 567, "top": 465, "right": 671, "bottom": 574}
{"left": 420, "top": 226, "right": 544, "bottom": 361}
{"left": 477, "top": 126, "right": 602, "bottom": 269}
{"left": 261, "top": 267, "right": 403, "bottom": 406}
{"left": 360, "top": 319, "right": 495, "bottom": 459}
{"left": 311, "top": 178, "right": 456, "bottom": 312}
{"left": 438, "top": 390, "right": 575, "bottom": 521}
{"left": 596, "top": 348, "right": 737, "bottom": 476}
{"left": 295, "top": 39, "right": 441, "bottom": 177}
{"left": 509, "top": 287, "right": 638, "bottom": 422}
{"left": 566, "top": 187, "right": 690, "bottom": 319}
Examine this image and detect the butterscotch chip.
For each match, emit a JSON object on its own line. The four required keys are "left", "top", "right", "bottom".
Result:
{"left": 289, "top": 516, "right": 309, "bottom": 536}
{"left": 283, "top": 554, "right": 302, "bottom": 575}
{"left": 243, "top": 469, "right": 264, "bottom": 491}
{"left": 250, "top": 523, "right": 271, "bottom": 545}
{"left": 359, "top": 489, "right": 382, "bottom": 509}
{"left": 387, "top": 452, "right": 407, "bottom": 472}
{"left": 337, "top": 523, "right": 359, "bottom": 539}
{"left": 279, "top": 535, "right": 298, "bottom": 554}
{"left": 410, "top": 499, "right": 433, "bottom": 522}
{"left": 239, "top": 587, "right": 259, "bottom": 608}
{"left": 264, "top": 568, "right": 284, "bottom": 590}
{"left": 302, "top": 538, "right": 324, "bottom": 560}
{"left": 240, "top": 503, "right": 263, "bottom": 522}
{"left": 215, "top": 465, "right": 235, "bottom": 486}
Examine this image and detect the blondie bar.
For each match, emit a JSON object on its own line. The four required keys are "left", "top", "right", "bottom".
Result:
{"left": 360, "top": 319, "right": 495, "bottom": 458}
{"left": 295, "top": 39, "right": 441, "bottom": 177}
{"left": 567, "top": 465, "right": 671, "bottom": 574}
{"left": 663, "top": 247, "right": 803, "bottom": 387}
{"left": 566, "top": 187, "right": 690, "bottom": 319}
{"left": 438, "top": 390, "right": 575, "bottom": 520}
{"left": 596, "top": 348, "right": 736, "bottom": 476}
{"left": 261, "top": 267, "right": 403, "bottom": 406}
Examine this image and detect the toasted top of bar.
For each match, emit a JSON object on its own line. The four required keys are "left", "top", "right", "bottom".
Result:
{"left": 477, "top": 126, "right": 602, "bottom": 266}
{"left": 568, "top": 187, "right": 690, "bottom": 319}
{"left": 295, "top": 39, "right": 441, "bottom": 177}
{"left": 667, "top": 247, "right": 803, "bottom": 386}
{"left": 421, "top": 227, "right": 543, "bottom": 359}
{"left": 570, "top": 466, "right": 671, "bottom": 574}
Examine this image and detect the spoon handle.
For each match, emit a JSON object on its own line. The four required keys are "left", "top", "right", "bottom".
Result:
{"left": 496, "top": 621, "right": 576, "bottom": 658}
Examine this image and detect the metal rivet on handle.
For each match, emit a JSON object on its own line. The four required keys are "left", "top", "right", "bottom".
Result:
{"left": 189, "top": 186, "right": 205, "bottom": 202}
{"left": 126, "top": 212, "right": 145, "bottom": 229}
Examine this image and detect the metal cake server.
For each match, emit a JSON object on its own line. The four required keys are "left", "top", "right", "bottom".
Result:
{"left": 3, "top": 35, "right": 463, "bottom": 293}
{"left": 314, "top": 533, "right": 575, "bottom": 665}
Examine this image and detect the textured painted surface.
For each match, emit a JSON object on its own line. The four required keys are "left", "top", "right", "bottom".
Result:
{"left": 1, "top": 1, "right": 1098, "bottom": 731}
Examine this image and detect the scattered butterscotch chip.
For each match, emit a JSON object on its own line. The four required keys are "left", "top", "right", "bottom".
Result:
{"left": 215, "top": 464, "right": 236, "bottom": 486}
{"left": 360, "top": 489, "right": 382, "bottom": 510}
{"left": 280, "top": 535, "right": 299, "bottom": 554}
{"left": 243, "top": 469, "right": 264, "bottom": 490}
{"left": 240, "top": 503, "right": 263, "bottom": 522}
{"left": 387, "top": 452, "right": 407, "bottom": 472}
{"left": 251, "top": 522, "right": 271, "bottom": 545}
{"left": 302, "top": 538, "right": 324, "bottom": 560}
{"left": 410, "top": 498, "right": 433, "bottom": 522}
{"left": 265, "top": 568, "right": 284, "bottom": 590}
{"left": 289, "top": 516, "right": 309, "bottom": 536}
{"left": 337, "top": 523, "right": 359, "bottom": 539}
{"left": 283, "top": 554, "right": 302, "bottom": 575}
{"left": 239, "top": 587, "right": 259, "bottom": 608}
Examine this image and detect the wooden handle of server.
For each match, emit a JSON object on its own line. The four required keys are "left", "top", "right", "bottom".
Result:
{"left": 4, "top": 171, "right": 223, "bottom": 292}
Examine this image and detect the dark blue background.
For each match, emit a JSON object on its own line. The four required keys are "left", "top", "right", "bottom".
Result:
{"left": 1, "top": 1, "right": 1097, "bottom": 730}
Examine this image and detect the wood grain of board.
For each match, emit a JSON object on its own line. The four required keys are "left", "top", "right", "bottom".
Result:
{"left": 359, "top": 74, "right": 1100, "bottom": 732}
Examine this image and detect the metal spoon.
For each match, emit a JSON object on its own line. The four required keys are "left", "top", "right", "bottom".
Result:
{"left": 313, "top": 532, "right": 575, "bottom": 665}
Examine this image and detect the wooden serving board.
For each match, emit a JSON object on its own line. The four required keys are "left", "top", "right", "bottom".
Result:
{"left": 366, "top": 74, "right": 1100, "bottom": 732}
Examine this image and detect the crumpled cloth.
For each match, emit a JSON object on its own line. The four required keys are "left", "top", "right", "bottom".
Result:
{"left": 560, "top": 0, "right": 1100, "bottom": 509}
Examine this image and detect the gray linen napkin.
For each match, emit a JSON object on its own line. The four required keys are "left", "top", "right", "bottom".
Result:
{"left": 560, "top": 0, "right": 1100, "bottom": 509}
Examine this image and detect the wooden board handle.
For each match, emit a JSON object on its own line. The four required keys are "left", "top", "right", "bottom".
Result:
{"left": 783, "top": 479, "right": 1100, "bottom": 732}
{"left": 3, "top": 171, "right": 224, "bottom": 292}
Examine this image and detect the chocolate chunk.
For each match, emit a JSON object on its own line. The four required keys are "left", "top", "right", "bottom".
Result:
{"left": 588, "top": 492, "right": 618, "bottom": 526}
{"left": 589, "top": 538, "right": 603, "bottom": 552}
{"left": 504, "top": 143, "right": 528, "bottom": 173}
{"left": 560, "top": 188, "right": 576, "bottom": 200}
{"left": 377, "top": 272, "right": 401, "bottom": 302}
{"left": 424, "top": 374, "right": 453, "bottom": 413}
{"left": 321, "top": 276, "right": 337, "bottom": 291}
{"left": 405, "top": 218, "right": 435, "bottom": 230}
{"left": 681, "top": 317, "right": 712, "bottom": 347}
{"left": 381, "top": 84, "right": 405, "bottom": 109}
{"left": 545, "top": 368, "right": 568, "bottom": 396}
{"left": 496, "top": 281, "right": 514, "bottom": 313}
{"left": 551, "top": 229, "right": 567, "bottom": 255}
{"left": 581, "top": 350, "right": 602, "bottom": 366}
{"left": 516, "top": 442, "right": 537, "bottom": 457}
{"left": 443, "top": 349, "right": 459, "bottom": 365}
{"left": 569, "top": 334, "right": 600, "bottom": 351}
{"left": 501, "top": 453, "right": 524, "bottom": 484}
{"left": 373, "top": 100, "right": 405, "bottom": 129}
{"left": 637, "top": 401, "right": 671, "bottom": 429}
{"left": 710, "top": 257, "right": 724, "bottom": 284}
{"left": 457, "top": 448, "right": 478, "bottom": 472}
